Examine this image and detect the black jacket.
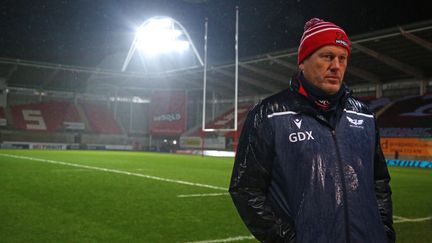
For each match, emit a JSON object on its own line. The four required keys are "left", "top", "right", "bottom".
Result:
{"left": 229, "top": 77, "right": 395, "bottom": 243}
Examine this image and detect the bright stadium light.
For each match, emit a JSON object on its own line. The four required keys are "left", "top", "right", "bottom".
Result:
{"left": 135, "top": 18, "right": 190, "bottom": 56}
{"left": 122, "top": 16, "right": 203, "bottom": 72}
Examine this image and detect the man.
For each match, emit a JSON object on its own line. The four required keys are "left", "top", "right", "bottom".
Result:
{"left": 229, "top": 18, "right": 395, "bottom": 243}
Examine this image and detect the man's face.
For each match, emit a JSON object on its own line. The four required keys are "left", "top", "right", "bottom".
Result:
{"left": 299, "top": 45, "right": 348, "bottom": 95}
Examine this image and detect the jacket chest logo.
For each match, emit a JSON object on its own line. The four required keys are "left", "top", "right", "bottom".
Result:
{"left": 289, "top": 131, "right": 314, "bottom": 143}
{"left": 347, "top": 116, "right": 364, "bottom": 129}
{"left": 289, "top": 118, "right": 314, "bottom": 143}
{"left": 294, "top": 118, "right": 302, "bottom": 129}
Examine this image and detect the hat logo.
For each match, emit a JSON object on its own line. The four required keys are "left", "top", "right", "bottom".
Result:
{"left": 335, "top": 32, "right": 348, "bottom": 47}
{"left": 335, "top": 39, "right": 348, "bottom": 47}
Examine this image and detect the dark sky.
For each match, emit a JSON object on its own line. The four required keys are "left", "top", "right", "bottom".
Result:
{"left": 0, "top": 0, "right": 430, "bottom": 68}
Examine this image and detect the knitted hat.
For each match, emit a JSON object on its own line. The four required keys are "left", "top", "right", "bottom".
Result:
{"left": 298, "top": 18, "right": 351, "bottom": 64}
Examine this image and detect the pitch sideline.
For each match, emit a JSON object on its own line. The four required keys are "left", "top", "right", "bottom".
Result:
{"left": 393, "top": 216, "right": 432, "bottom": 223}
{"left": 0, "top": 153, "right": 227, "bottom": 191}
{"left": 177, "top": 192, "right": 230, "bottom": 198}
{"left": 185, "top": 235, "right": 255, "bottom": 243}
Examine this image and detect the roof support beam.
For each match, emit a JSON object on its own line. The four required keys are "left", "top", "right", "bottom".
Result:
{"left": 201, "top": 76, "right": 242, "bottom": 95}
{"left": 376, "top": 83, "right": 383, "bottom": 98}
{"left": 206, "top": 76, "right": 235, "bottom": 94}
{"left": 40, "top": 69, "right": 60, "bottom": 89}
{"left": 266, "top": 55, "right": 298, "bottom": 71}
{"left": 183, "top": 71, "right": 232, "bottom": 92}
{"left": 419, "top": 79, "right": 428, "bottom": 96}
{"left": 214, "top": 68, "right": 280, "bottom": 93}
{"left": 0, "top": 57, "right": 155, "bottom": 79}
{"left": 183, "top": 78, "right": 228, "bottom": 94}
{"left": 399, "top": 27, "right": 432, "bottom": 52}
{"left": 240, "top": 63, "right": 289, "bottom": 84}
{"left": 174, "top": 72, "right": 235, "bottom": 95}
{"left": 347, "top": 65, "right": 381, "bottom": 83}
{"left": 207, "top": 75, "right": 258, "bottom": 95}
{"left": 351, "top": 43, "right": 424, "bottom": 79}
{"left": 5, "top": 65, "right": 18, "bottom": 81}
{"left": 168, "top": 73, "right": 200, "bottom": 87}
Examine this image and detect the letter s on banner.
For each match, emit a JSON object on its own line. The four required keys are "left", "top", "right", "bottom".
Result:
{"left": 22, "top": 110, "right": 47, "bottom": 130}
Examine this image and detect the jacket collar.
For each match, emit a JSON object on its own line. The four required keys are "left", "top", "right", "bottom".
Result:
{"left": 288, "top": 72, "right": 352, "bottom": 127}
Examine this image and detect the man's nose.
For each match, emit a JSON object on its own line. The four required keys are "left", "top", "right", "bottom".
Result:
{"left": 330, "top": 57, "right": 341, "bottom": 70}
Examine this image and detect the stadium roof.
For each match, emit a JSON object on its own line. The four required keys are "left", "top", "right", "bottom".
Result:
{"left": 1, "top": 19, "right": 431, "bottom": 99}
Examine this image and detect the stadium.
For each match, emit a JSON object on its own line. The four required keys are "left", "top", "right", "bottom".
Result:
{"left": 0, "top": 2, "right": 431, "bottom": 243}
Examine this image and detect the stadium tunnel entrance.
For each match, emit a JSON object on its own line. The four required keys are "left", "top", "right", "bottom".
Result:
{"left": 151, "top": 136, "right": 180, "bottom": 153}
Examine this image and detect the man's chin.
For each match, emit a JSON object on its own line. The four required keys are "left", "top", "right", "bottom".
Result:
{"left": 323, "top": 85, "right": 341, "bottom": 95}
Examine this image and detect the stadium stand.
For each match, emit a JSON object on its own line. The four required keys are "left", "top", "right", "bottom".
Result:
{"left": 180, "top": 104, "right": 253, "bottom": 151}
{"left": 183, "top": 104, "right": 252, "bottom": 137}
{"left": 81, "top": 102, "right": 122, "bottom": 134}
{"left": 10, "top": 101, "right": 82, "bottom": 132}
{"left": 359, "top": 97, "right": 392, "bottom": 113}
{"left": 378, "top": 94, "right": 432, "bottom": 137}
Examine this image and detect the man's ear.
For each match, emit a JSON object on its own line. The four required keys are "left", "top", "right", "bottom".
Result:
{"left": 299, "top": 63, "right": 304, "bottom": 71}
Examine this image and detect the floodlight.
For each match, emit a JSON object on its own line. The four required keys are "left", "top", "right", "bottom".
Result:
{"left": 122, "top": 16, "right": 203, "bottom": 72}
{"left": 145, "top": 17, "right": 173, "bottom": 29}
{"left": 135, "top": 18, "right": 190, "bottom": 56}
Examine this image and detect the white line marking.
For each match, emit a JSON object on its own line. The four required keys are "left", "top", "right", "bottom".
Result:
{"left": 51, "top": 168, "right": 92, "bottom": 172}
{"left": 394, "top": 216, "right": 432, "bottom": 223}
{"left": 393, "top": 215, "right": 408, "bottom": 220}
{"left": 0, "top": 153, "right": 227, "bottom": 191}
{"left": 177, "top": 193, "right": 230, "bottom": 198}
{"left": 135, "top": 168, "right": 153, "bottom": 171}
{"left": 185, "top": 235, "right": 255, "bottom": 243}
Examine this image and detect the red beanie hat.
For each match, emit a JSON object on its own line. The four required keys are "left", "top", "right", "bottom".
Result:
{"left": 298, "top": 18, "right": 351, "bottom": 64}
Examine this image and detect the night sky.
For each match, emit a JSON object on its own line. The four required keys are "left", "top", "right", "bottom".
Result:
{"left": 0, "top": 0, "right": 430, "bottom": 68}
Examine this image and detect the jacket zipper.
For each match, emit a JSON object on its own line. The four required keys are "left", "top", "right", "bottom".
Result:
{"left": 331, "top": 129, "right": 351, "bottom": 243}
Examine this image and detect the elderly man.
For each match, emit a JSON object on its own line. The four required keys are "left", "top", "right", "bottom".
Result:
{"left": 229, "top": 18, "right": 395, "bottom": 243}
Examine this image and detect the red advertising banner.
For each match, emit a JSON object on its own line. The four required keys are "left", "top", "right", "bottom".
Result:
{"left": 149, "top": 90, "right": 187, "bottom": 135}
{"left": 10, "top": 102, "right": 81, "bottom": 132}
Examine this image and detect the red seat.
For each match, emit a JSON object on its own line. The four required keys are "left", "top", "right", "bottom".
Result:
{"left": 0, "top": 106, "right": 6, "bottom": 126}
{"left": 82, "top": 103, "right": 122, "bottom": 134}
{"left": 187, "top": 104, "right": 252, "bottom": 137}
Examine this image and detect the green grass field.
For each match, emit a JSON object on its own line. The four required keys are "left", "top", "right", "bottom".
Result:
{"left": 0, "top": 150, "right": 430, "bottom": 243}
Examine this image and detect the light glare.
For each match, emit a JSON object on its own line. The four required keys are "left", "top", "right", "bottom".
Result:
{"left": 135, "top": 17, "right": 190, "bottom": 56}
